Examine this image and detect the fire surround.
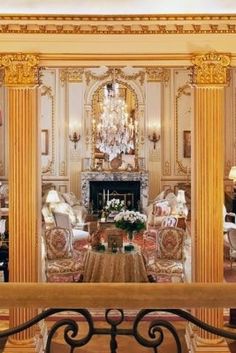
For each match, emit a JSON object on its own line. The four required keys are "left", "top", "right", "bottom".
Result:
{"left": 81, "top": 171, "right": 148, "bottom": 211}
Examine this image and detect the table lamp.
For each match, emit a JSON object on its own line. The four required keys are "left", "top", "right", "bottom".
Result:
{"left": 46, "top": 190, "right": 60, "bottom": 213}
{"left": 176, "top": 189, "right": 188, "bottom": 217}
{"left": 229, "top": 166, "right": 236, "bottom": 196}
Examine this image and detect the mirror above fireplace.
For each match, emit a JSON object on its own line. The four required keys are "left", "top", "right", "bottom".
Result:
{"left": 91, "top": 79, "right": 139, "bottom": 172}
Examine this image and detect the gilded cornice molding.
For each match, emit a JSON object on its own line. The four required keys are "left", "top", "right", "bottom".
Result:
{"left": 0, "top": 14, "right": 236, "bottom": 35}
{"left": 191, "top": 52, "right": 231, "bottom": 85}
{"left": 146, "top": 67, "right": 170, "bottom": 82}
{"left": 0, "top": 53, "right": 39, "bottom": 86}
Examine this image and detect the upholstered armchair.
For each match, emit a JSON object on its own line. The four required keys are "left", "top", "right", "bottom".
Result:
{"left": 223, "top": 205, "right": 236, "bottom": 232}
{"left": 146, "top": 226, "right": 186, "bottom": 282}
{"left": 43, "top": 227, "right": 84, "bottom": 282}
{"left": 227, "top": 229, "right": 236, "bottom": 268}
{"left": 52, "top": 211, "right": 89, "bottom": 255}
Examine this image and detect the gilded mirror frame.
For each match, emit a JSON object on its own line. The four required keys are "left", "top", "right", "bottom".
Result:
{"left": 91, "top": 79, "right": 139, "bottom": 172}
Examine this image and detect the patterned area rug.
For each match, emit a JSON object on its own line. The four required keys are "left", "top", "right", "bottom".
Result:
{"left": 224, "top": 260, "right": 236, "bottom": 282}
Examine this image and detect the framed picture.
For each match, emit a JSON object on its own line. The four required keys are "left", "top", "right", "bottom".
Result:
{"left": 107, "top": 231, "right": 123, "bottom": 250}
{"left": 41, "top": 129, "right": 49, "bottom": 155}
{"left": 183, "top": 130, "right": 191, "bottom": 158}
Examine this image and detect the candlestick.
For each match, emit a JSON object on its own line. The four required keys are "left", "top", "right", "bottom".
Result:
{"left": 107, "top": 189, "right": 109, "bottom": 201}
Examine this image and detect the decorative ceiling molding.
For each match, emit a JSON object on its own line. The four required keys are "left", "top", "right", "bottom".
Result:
{"left": 0, "top": 14, "right": 236, "bottom": 35}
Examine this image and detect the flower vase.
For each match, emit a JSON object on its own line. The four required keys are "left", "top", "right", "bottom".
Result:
{"left": 127, "top": 230, "right": 135, "bottom": 245}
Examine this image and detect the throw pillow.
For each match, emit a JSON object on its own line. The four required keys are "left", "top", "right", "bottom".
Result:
{"left": 45, "top": 228, "right": 73, "bottom": 260}
{"left": 153, "top": 200, "right": 171, "bottom": 217}
{"left": 62, "top": 192, "right": 79, "bottom": 207}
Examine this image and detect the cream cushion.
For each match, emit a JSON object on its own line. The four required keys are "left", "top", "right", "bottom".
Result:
{"left": 62, "top": 192, "right": 79, "bottom": 207}
{"left": 54, "top": 202, "right": 77, "bottom": 225}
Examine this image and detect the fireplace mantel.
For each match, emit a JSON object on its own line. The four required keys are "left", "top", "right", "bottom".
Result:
{"left": 81, "top": 171, "right": 149, "bottom": 211}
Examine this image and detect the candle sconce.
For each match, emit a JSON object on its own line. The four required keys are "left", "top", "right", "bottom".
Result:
{"left": 69, "top": 131, "right": 80, "bottom": 149}
{"left": 148, "top": 131, "right": 160, "bottom": 149}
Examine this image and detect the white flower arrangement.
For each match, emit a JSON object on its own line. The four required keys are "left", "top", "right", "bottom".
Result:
{"left": 114, "top": 210, "right": 147, "bottom": 232}
{"left": 105, "top": 198, "right": 125, "bottom": 212}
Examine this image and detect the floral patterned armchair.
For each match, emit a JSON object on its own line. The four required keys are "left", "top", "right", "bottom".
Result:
{"left": 43, "top": 227, "right": 84, "bottom": 282}
{"left": 146, "top": 226, "right": 186, "bottom": 282}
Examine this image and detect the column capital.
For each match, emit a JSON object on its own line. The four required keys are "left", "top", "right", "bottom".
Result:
{"left": 0, "top": 53, "right": 39, "bottom": 87}
{"left": 191, "top": 52, "right": 231, "bottom": 85}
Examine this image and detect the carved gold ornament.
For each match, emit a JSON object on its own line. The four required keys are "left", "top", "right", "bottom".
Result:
{"left": 60, "top": 68, "right": 84, "bottom": 84}
{"left": 191, "top": 52, "right": 231, "bottom": 85}
{"left": 146, "top": 68, "right": 170, "bottom": 82}
{"left": 0, "top": 15, "right": 235, "bottom": 35}
{"left": 0, "top": 53, "right": 39, "bottom": 86}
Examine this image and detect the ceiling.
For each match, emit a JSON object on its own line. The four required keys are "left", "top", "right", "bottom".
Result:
{"left": 1, "top": 0, "right": 236, "bottom": 15}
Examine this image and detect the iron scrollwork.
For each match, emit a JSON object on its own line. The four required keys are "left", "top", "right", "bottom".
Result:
{"left": 0, "top": 308, "right": 236, "bottom": 352}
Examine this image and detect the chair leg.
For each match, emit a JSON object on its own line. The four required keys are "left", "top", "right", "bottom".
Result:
{"left": 3, "top": 266, "right": 9, "bottom": 282}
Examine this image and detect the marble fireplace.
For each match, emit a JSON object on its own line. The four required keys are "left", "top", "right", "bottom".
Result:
{"left": 81, "top": 171, "right": 149, "bottom": 213}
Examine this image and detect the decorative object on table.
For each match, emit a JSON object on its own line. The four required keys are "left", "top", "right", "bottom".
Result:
{"left": 88, "top": 229, "right": 103, "bottom": 250}
{"left": 176, "top": 189, "right": 188, "bottom": 217}
{"left": 107, "top": 233, "right": 123, "bottom": 251}
{"left": 110, "top": 156, "right": 122, "bottom": 170}
{"left": 229, "top": 166, "right": 236, "bottom": 196}
{"left": 114, "top": 210, "right": 147, "bottom": 246}
{"left": 105, "top": 198, "right": 125, "bottom": 218}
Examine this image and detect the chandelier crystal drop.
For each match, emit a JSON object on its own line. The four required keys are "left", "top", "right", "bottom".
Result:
{"left": 96, "top": 82, "right": 135, "bottom": 161}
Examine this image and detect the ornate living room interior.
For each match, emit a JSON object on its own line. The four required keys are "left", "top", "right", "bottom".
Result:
{"left": 1, "top": 1, "right": 236, "bottom": 352}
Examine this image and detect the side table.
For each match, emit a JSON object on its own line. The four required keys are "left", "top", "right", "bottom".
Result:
{"left": 83, "top": 244, "right": 148, "bottom": 283}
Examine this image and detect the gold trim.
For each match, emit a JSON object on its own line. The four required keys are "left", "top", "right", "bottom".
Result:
{"left": 0, "top": 14, "right": 236, "bottom": 35}
{"left": 59, "top": 161, "right": 66, "bottom": 176}
{"left": 0, "top": 53, "right": 39, "bottom": 86}
{"left": 175, "top": 84, "right": 191, "bottom": 175}
{"left": 91, "top": 76, "right": 139, "bottom": 170}
{"left": 1, "top": 14, "right": 236, "bottom": 20}
{"left": 0, "top": 161, "right": 3, "bottom": 175}
{"left": 163, "top": 161, "right": 171, "bottom": 176}
{"left": 41, "top": 85, "right": 55, "bottom": 175}
{"left": 146, "top": 67, "right": 170, "bottom": 82}
{"left": 85, "top": 67, "right": 145, "bottom": 85}
{"left": 60, "top": 68, "right": 84, "bottom": 84}
{"left": 192, "top": 52, "right": 231, "bottom": 85}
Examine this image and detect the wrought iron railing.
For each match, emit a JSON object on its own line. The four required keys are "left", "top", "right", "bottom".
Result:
{"left": 0, "top": 283, "right": 236, "bottom": 352}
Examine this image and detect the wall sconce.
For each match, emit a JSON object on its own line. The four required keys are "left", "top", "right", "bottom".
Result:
{"left": 148, "top": 131, "right": 160, "bottom": 149}
{"left": 69, "top": 131, "right": 80, "bottom": 149}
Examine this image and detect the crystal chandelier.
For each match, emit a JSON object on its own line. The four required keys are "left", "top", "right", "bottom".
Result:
{"left": 96, "top": 81, "right": 135, "bottom": 161}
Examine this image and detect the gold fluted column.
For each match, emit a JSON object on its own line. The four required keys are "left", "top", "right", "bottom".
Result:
{"left": 186, "top": 53, "right": 231, "bottom": 353}
{"left": 0, "top": 54, "right": 40, "bottom": 351}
